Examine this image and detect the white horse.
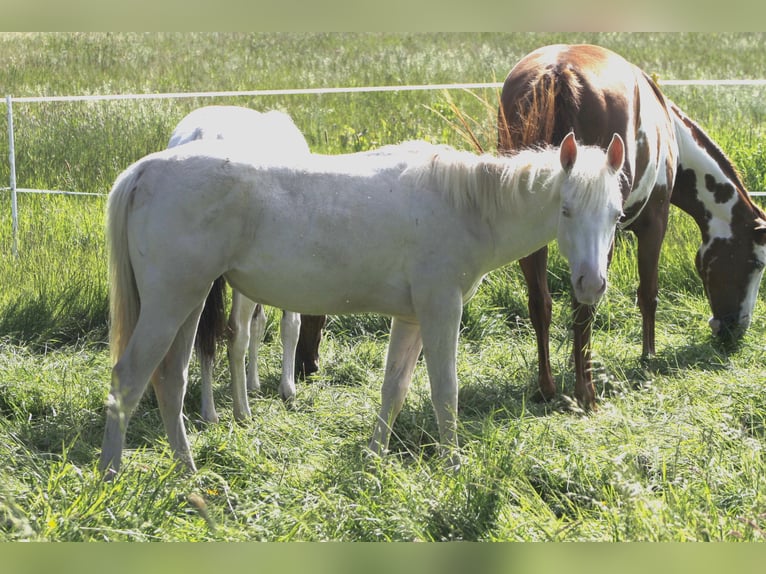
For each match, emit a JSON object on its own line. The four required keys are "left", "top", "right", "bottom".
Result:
{"left": 168, "top": 105, "right": 310, "bottom": 424}
{"left": 99, "top": 132, "right": 625, "bottom": 476}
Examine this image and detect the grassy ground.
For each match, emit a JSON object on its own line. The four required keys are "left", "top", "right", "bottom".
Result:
{"left": 1, "top": 32, "right": 766, "bottom": 541}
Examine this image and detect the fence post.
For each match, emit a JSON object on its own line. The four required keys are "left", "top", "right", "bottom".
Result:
{"left": 6, "top": 95, "right": 18, "bottom": 257}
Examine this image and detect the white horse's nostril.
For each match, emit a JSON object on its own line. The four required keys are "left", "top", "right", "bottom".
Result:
{"left": 577, "top": 274, "right": 607, "bottom": 297}
{"left": 574, "top": 274, "right": 608, "bottom": 305}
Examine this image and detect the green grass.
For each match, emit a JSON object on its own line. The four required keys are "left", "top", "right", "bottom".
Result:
{"left": 2, "top": 32, "right": 766, "bottom": 541}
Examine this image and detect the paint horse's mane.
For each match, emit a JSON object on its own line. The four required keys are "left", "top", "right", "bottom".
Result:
{"left": 498, "top": 63, "right": 583, "bottom": 150}
{"left": 403, "top": 142, "right": 622, "bottom": 220}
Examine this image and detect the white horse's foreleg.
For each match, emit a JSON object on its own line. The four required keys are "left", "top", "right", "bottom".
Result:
{"left": 152, "top": 303, "right": 205, "bottom": 473}
{"left": 278, "top": 311, "right": 301, "bottom": 402}
{"left": 99, "top": 305, "right": 191, "bottom": 477}
{"left": 199, "top": 348, "right": 219, "bottom": 424}
{"left": 369, "top": 317, "right": 423, "bottom": 456}
{"left": 414, "top": 288, "right": 463, "bottom": 467}
{"left": 227, "top": 291, "right": 258, "bottom": 420}
{"left": 247, "top": 301, "right": 266, "bottom": 392}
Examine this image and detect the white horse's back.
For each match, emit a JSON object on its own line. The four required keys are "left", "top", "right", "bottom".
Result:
{"left": 168, "top": 106, "right": 310, "bottom": 157}
{"left": 167, "top": 105, "right": 312, "bottom": 423}
{"left": 120, "top": 144, "right": 451, "bottom": 317}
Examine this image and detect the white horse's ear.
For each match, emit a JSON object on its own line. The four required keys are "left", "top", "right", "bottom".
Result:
{"left": 560, "top": 131, "right": 577, "bottom": 172}
{"left": 606, "top": 133, "right": 625, "bottom": 174}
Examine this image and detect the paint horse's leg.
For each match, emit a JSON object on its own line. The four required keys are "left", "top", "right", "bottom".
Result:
{"left": 629, "top": 190, "right": 672, "bottom": 358}
{"left": 369, "top": 317, "right": 423, "bottom": 456}
{"left": 295, "top": 314, "right": 327, "bottom": 378}
{"left": 227, "top": 291, "right": 257, "bottom": 420}
{"left": 571, "top": 301, "right": 597, "bottom": 409}
{"left": 521, "top": 246, "right": 600, "bottom": 411}
{"left": 246, "top": 302, "right": 267, "bottom": 392}
{"left": 278, "top": 311, "right": 301, "bottom": 402}
{"left": 199, "top": 340, "right": 218, "bottom": 424}
{"left": 572, "top": 235, "right": 617, "bottom": 411}
{"left": 519, "top": 247, "right": 556, "bottom": 401}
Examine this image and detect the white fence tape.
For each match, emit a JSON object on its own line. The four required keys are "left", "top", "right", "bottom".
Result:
{"left": 4, "top": 79, "right": 766, "bottom": 254}
{"left": 6, "top": 78, "right": 766, "bottom": 105}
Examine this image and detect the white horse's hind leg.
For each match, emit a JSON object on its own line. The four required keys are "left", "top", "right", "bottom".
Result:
{"left": 369, "top": 317, "right": 423, "bottom": 456}
{"left": 278, "top": 311, "right": 301, "bottom": 402}
{"left": 246, "top": 301, "right": 267, "bottom": 392}
{"left": 199, "top": 348, "right": 219, "bottom": 424}
{"left": 99, "top": 303, "right": 193, "bottom": 477}
{"left": 151, "top": 303, "right": 205, "bottom": 473}
{"left": 227, "top": 291, "right": 257, "bottom": 420}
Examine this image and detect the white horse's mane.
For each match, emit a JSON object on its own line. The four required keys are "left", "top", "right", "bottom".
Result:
{"left": 403, "top": 142, "right": 623, "bottom": 220}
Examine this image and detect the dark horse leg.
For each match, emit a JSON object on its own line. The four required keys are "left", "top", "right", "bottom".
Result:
{"left": 519, "top": 257, "right": 599, "bottom": 409}
{"left": 296, "top": 314, "right": 327, "bottom": 378}
{"left": 519, "top": 247, "right": 556, "bottom": 401}
{"left": 631, "top": 191, "right": 672, "bottom": 359}
{"left": 571, "top": 301, "right": 597, "bottom": 408}
{"left": 521, "top": 247, "right": 600, "bottom": 411}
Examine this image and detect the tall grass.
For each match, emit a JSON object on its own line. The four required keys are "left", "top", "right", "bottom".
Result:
{"left": 2, "top": 33, "right": 766, "bottom": 541}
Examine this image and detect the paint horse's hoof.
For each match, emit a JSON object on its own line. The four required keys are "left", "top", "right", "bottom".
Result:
{"left": 296, "top": 357, "right": 320, "bottom": 380}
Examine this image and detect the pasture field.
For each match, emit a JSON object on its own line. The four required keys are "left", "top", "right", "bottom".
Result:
{"left": 2, "top": 32, "right": 766, "bottom": 542}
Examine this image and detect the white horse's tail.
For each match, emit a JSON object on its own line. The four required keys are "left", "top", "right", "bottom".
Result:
{"left": 106, "top": 164, "right": 143, "bottom": 366}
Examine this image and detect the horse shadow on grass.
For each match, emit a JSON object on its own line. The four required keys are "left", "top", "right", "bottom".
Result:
{"left": 598, "top": 335, "right": 740, "bottom": 400}
{"left": 383, "top": 328, "right": 743, "bottom": 458}
{"left": 17, "top": 329, "right": 739, "bottom": 496}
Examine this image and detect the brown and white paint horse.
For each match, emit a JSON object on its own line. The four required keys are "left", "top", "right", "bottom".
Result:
{"left": 669, "top": 102, "right": 766, "bottom": 337}
{"left": 498, "top": 43, "right": 766, "bottom": 409}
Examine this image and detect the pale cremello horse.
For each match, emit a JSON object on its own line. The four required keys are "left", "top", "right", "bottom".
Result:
{"left": 498, "top": 44, "right": 766, "bottom": 410}
{"left": 99, "top": 132, "right": 625, "bottom": 476}
{"left": 168, "top": 105, "right": 320, "bottom": 424}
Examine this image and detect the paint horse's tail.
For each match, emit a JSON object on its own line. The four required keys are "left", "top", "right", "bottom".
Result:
{"left": 498, "top": 65, "right": 582, "bottom": 152}
{"left": 195, "top": 276, "right": 227, "bottom": 361}
{"left": 106, "top": 165, "right": 143, "bottom": 367}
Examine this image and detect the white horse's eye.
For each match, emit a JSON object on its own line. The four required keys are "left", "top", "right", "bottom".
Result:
{"left": 562, "top": 205, "right": 571, "bottom": 218}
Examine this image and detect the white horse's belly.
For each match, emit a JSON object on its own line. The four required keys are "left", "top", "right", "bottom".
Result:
{"left": 225, "top": 263, "right": 416, "bottom": 317}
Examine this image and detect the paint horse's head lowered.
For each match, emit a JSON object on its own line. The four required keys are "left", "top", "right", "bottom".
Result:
{"left": 671, "top": 104, "right": 766, "bottom": 339}
{"left": 556, "top": 132, "right": 626, "bottom": 305}
{"left": 695, "top": 201, "right": 766, "bottom": 338}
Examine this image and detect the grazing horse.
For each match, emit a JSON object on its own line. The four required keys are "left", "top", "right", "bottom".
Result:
{"left": 498, "top": 43, "right": 766, "bottom": 409}
{"left": 99, "top": 133, "right": 624, "bottom": 475}
{"left": 168, "top": 105, "right": 323, "bottom": 424}
{"left": 668, "top": 102, "right": 766, "bottom": 336}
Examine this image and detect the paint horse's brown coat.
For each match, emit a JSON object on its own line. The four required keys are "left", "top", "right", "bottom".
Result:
{"left": 498, "top": 43, "right": 766, "bottom": 409}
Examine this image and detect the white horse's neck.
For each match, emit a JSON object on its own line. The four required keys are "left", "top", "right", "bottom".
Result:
{"left": 480, "top": 168, "right": 563, "bottom": 273}
{"left": 406, "top": 147, "right": 568, "bottom": 275}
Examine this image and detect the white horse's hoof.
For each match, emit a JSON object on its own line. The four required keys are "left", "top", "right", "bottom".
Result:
{"left": 200, "top": 411, "right": 220, "bottom": 424}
